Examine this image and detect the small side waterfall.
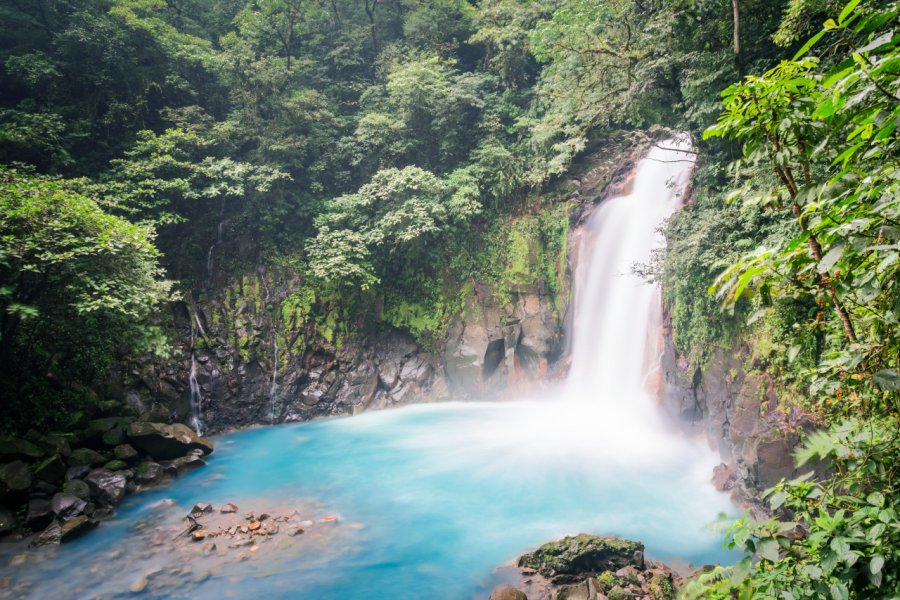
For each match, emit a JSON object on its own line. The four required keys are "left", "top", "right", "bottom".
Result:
{"left": 188, "top": 315, "right": 204, "bottom": 436}
{"left": 262, "top": 276, "right": 280, "bottom": 423}
{"left": 205, "top": 204, "right": 227, "bottom": 289}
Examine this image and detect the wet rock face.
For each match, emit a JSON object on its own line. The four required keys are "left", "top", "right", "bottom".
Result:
{"left": 659, "top": 325, "right": 813, "bottom": 502}
{"left": 444, "top": 283, "right": 562, "bottom": 398}
{"left": 518, "top": 534, "right": 644, "bottom": 584}
{"left": 122, "top": 255, "right": 565, "bottom": 432}
{"left": 127, "top": 422, "right": 214, "bottom": 460}
{"left": 84, "top": 469, "right": 127, "bottom": 506}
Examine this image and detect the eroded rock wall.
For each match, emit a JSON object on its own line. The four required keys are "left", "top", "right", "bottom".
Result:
{"left": 660, "top": 318, "right": 814, "bottom": 502}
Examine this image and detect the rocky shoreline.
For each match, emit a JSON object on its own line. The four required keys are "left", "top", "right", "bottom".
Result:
{"left": 0, "top": 420, "right": 214, "bottom": 547}
{"left": 490, "top": 534, "right": 681, "bottom": 600}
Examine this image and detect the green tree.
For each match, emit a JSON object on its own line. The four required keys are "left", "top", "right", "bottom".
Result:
{"left": 0, "top": 167, "right": 171, "bottom": 430}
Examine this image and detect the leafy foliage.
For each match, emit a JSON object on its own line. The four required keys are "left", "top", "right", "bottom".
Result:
{"left": 0, "top": 167, "right": 170, "bottom": 430}
{"left": 675, "top": 1, "right": 900, "bottom": 597}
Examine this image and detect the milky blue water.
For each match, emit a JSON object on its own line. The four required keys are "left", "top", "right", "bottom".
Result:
{"left": 0, "top": 140, "right": 738, "bottom": 598}
{"left": 1, "top": 401, "right": 737, "bottom": 599}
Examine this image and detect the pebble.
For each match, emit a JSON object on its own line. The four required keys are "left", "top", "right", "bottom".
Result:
{"left": 220, "top": 503, "right": 238, "bottom": 514}
{"left": 130, "top": 577, "right": 149, "bottom": 593}
{"left": 8, "top": 555, "right": 26, "bottom": 567}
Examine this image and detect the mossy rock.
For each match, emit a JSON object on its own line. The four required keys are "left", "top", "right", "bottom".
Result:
{"left": 0, "top": 460, "right": 33, "bottom": 493}
{"left": 0, "top": 436, "right": 44, "bottom": 462}
{"left": 113, "top": 444, "right": 138, "bottom": 461}
{"left": 101, "top": 428, "right": 125, "bottom": 447}
{"left": 607, "top": 586, "right": 634, "bottom": 600}
{"left": 67, "top": 448, "right": 107, "bottom": 467}
{"left": 518, "top": 534, "right": 643, "bottom": 583}
{"left": 103, "top": 459, "right": 128, "bottom": 471}
{"left": 62, "top": 478, "right": 90, "bottom": 500}
{"left": 25, "top": 432, "right": 73, "bottom": 457}
{"left": 596, "top": 571, "right": 625, "bottom": 593}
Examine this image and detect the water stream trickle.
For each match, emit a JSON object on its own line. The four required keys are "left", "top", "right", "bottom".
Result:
{"left": 189, "top": 310, "right": 205, "bottom": 436}
{"left": 0, "top": 139, "right": 737, "bottom": 599}
{"left": 263, "top": 276, "right": 280, "bottom": 423}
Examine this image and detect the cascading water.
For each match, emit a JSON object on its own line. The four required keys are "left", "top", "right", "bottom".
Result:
{"left": 189, "top": 310, "right": 205, "bottom": 436}
{"left": 262, "top": 276, "right": 280, "bottom": 423}
{"left": 205, "top": 216, "right": 226, "bottom": 289}
{"left": 2, "top": 140, "right": 736, "bottom": 600}
{"left": 565, "top": 135, "right": 693, "bottom": 417}
{"left": 188, "top": 353, "right": 203, "bottom": 436}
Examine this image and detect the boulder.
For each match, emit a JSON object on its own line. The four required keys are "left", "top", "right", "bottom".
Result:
{"left": 51, "top": 493, "right": 88, "bottom": 522}
{"left": 101, "top": 427, "right": 125, "bottom": 447}
{"left": 0, "top": 460, "right": 33, "bottom": 494}
{"left": 31, "top": 480, "right": 57, "bottom": 496}
{"left": 160, "top": 451, "right": 206, "bottom": 476}
{"left": 62, "top": 479, "right": 91, "bottom": 500}
{"left": 0, "top": 505, "right": 15, "bottom": 535}
{"left": 0, "top": 436, "right": 44, "bottom": 462}
{"left": 25, "top": 498, "right": 53, "bottom": 529}
{"left": 84, "top": 469, "right": 127, "bottom": 506}
{"left": 490, "top": 584, "right": 528, "bottom": 600}
{"left": 103, "top": 459, "right": 128, "bottom": 471}
{"left": 65, "top": 465, "right": 90, "bottom": 480}
{"left": 113, "top": 444, "right": 138, "bottom": 461}
{"left": 134, "top": 461, "right": 163, "bottom": 485}
{"left": 126, "top": 422, "right": 213, "bottom": 460}
{"left": 34, "top": 454, "right": 66, "bottom": 483}
{"left": 67, "top": 447, "right": 107, "bottom": 467}
{"left": 518, "top": 534, "right": 644, "bottom": 583}
{"left": 553, "top": 581, "right": 591, "bottom": 600}
{"left": 60, "top": 514, "right": 96, "bottom": 542}
{"left": 25, "top": 432, "right": 72, "bottom": 458}
{"left": 30, "top": 520, "right": 61, "bottom": 547}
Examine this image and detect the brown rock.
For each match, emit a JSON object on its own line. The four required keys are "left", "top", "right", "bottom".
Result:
{"left": 191, "top": 530, "right": 210, "bottom": 541}
{"left": 490, "top": 584, "right": 528, "bottom": 600}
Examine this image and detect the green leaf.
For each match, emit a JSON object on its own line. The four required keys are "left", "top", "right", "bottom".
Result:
{"left": 839, "top": 0, "right": 862, "bottom": 25}
{"left": 867, "top": 492, "right": 885, "bottom": 507}
{"left": 758, "top": 537, "right": 780, "bottom": 562}
{"left": 818, "top": 244, "right": 844, "bottom": 273}
{"left": 830, "top": 583, "right": 849, "bottom": 600}
{"left": 873, "top": 370, "right": 900, "bottom": 391}
{"left": 870, "top": 555, "right": 885, "bottom": 575}
{"left": 795, "top": 30, "right": 829, "bottom": 60}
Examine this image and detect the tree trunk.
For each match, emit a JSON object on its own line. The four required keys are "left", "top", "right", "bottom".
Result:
{"left": 732, "top": 0, "right": 743, "bottom": 77}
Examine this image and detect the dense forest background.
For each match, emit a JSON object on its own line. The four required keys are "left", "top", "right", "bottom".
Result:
{"left": 1, "top": 0, "right": 897, "bottom": 596}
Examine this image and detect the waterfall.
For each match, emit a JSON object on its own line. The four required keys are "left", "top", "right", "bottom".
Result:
{"left": 205, "top": 204, "right": 227, "bottom": 289}
{"left": 564, "top": 137, "right": 694, "bottom": 418}
{"left": 188, "top": 318, "right": 204, "bottom": 436}
{"left": 262, "top": 276, "right": 280, "bottom": 423}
